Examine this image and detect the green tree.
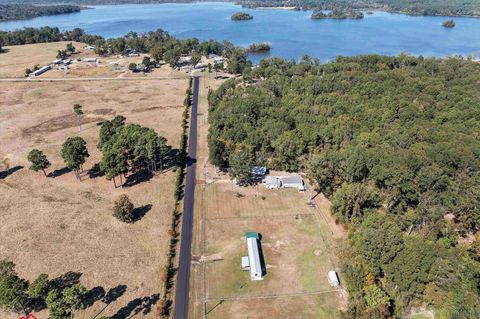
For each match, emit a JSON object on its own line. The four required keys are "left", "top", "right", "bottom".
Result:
{"left": 128, "top": 63, "right": 137, "bottom": 72}
{"left": 149, "top": 44, "right": 164, "bottom": 63}
{"left": 61, "top": 137, "right": 89, "bottom": 180}
{"left": 363, "top": 284, "right": 390, "bottom": 310}
{"left": 46, "top": 289, "right": 67, "bottom": 319}
{"left": 73, "top": 104, "right": 83, "bottom": 131}
{"left": 352, "top": 213, "right": 404, "bottom": 276}
{"left": 228, "top": 147, "right": 254, "bottom": 186}
{"left": 0, "top": 260, "right": 28, "bottom": 316}
{"left": 28, "top": 273, "right": 50, "bottom": 300}
{"left": 62, "top": 284, "right": 88, "bottom": 318}
{"left": 66, "top": 42, "right": 75, "bottom": 53}
{"left": 56, "top": 50, "right": 67, "bottom": 59}
{"left": 100, "top": 144, "right": 128, "bottom": 187}
{"left": 164, "top": 49, "right": 180, "bottom": 67}
{"left": 27, "top": 149, "right": 51, "bottom": 177}
{"left": 331, "top": 182, "right": 380, "bottom": 224}
{"left": 190, "top": 51, "right": 202, "bottom": 67}
{"left": 113, "top": 194, "right": 135, "bottom": 223}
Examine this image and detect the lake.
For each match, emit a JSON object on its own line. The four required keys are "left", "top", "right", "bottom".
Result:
{"left": 1, "top": 2, "right": 480, "bottom": 63}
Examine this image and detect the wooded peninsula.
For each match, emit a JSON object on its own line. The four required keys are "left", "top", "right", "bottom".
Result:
{"left": 0, "top": 4, "right": 81, "bottom": 22}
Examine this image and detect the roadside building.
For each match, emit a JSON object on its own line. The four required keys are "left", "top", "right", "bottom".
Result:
{"left": 241, "top": 232, "right": 266, "bottom": 280}
{"left": 328, "top": 270, "right": 340, "bottom": 288}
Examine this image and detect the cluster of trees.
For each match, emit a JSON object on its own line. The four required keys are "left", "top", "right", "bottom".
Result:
{"left": 56, "top": 42, "right": 76, "bottom": 59}
{"left": 208, "top": 54, "right": 480, "bottom": 317}
{"left": 311, "top": 9, "right": 364, "bottom": 19}
{"left": 0, "top": 260, "right": 89, "bottom": 319}
{"left": 98, "top": 115, "right": 171, "bottom": 187}
{"left": 231, "top": 12, "right": 254, "bottom": 20}
{"left": 0, "top": 27, "right": 250, "bottom": 72}
{"left": 27, "top": 105, "right": 172, "bottom": 188}
{"left": 0, "top": 4, "right": 81, "bottom": 22}
{"left": 238, "top": 0, "right": 480, "bottom": 17}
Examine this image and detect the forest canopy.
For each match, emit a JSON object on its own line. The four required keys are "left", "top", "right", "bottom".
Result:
{"left": 208, "top": 54, "right": 480, "bottom": 317}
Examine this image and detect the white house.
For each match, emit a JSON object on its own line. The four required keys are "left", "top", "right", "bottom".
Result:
{"left": 328, "top": 270, "right": 340, "bottom": 288}
{"left": 280, "top": 176, "right": 306, "bottom": 191}
{"left": 242, "top": 232, "right": 265, "bottom": 280}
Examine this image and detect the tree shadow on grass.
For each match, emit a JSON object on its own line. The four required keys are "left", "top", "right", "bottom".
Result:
{"left": 132, "top": 204, "right": 152, "bottom": 222}
{"left": 87, "top": 163, "right": 105, "bottom": 179}
{"left": 123, "top": 170, "right": 153, "bottom": 188}
{"left": 86, "top": 286, "right": 106, "bottom": 307}
{"left": 111, "top": 293, "right": 159, "bottom": 319}
{"left": 48, "top": 167, "right": 72, "bottom": 178}
{"left": 0, "top": 166, "right": 23, "bottom": 179}
{"left": 103, "top": 284, "right": 127, "bottom": 304}
{"left": 50, "top": 271, "right": 82, "bottom": 290}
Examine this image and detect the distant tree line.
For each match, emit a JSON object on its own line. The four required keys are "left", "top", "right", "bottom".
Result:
{"left": 238, "top": 0, "right": 480, "bottom": 17}
{"left": 0, "top": 4, "right": 81, "bottom": 22}
{"left": 0, "top": 27, "right": 250, "bottom": 72}
{"left": 208, "top": 54, "right": 480, "bottom": 317}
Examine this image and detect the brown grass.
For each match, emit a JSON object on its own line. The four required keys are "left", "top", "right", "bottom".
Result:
{"left": 0, "top": 78, "right": 187, "bottom": 319}
{"left": 1, "top": 41, "right": 188, "bottom": 78}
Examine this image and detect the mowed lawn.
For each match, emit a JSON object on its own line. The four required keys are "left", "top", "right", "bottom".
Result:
{"left": 201, "top": 182, "right": 343, "bottom": 318}
{"left": 0, "top": 78, "right": 187, "bottom": 319}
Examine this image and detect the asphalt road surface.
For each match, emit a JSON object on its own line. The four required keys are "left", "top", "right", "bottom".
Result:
{"left": 174, "top": 75, "right": 200, "bottom": 319}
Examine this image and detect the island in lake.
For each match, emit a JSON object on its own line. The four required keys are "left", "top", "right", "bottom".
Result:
{"left": 231, "top": 12, "right": 254, "bottom": 20}
{"left": 442, "top": 19, "right": 456, "bottom": 28}
{"left": 311, "top": 9, "right": 364, "bottom": 20}
{"left": 246, "top": 42, "right": 271, "bottom": 52}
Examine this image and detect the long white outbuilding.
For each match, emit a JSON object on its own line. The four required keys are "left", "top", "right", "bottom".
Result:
{"left": 244, "top": 232, "right": 265, "bottom": 280}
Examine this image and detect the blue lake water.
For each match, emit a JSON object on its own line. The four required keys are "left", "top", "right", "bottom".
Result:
{"left": 1, "top": 2, "right": 480, "bottom": 63}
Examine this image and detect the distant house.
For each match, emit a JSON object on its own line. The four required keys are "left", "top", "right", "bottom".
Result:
{"left": 83, "top": 45, "right": 96, "bottom": 51}
{"left": 263, "top": 175, "right": 306, "bottom": 191}
{"left": 29, "top": 65, "right": 50, "bottom": 77}
{"left": 241, "top": 232, "right": 266, "bottom": 281}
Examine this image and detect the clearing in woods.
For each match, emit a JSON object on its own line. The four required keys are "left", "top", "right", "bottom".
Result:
{"left": 188, "top": 74, "right": 347, "bottom": 319}
{"left": 0, "top": 77, "right": 187, "bottom": 319}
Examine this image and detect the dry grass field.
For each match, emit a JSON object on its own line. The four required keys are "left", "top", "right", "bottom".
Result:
{"left": 0, "top": 78, "right": 188, "bottom": 319}
{"left": 1, "top": 42, "right": 186, "bottom": 78}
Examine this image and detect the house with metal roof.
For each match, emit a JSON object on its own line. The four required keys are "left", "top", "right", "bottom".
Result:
{"left": 280, "top": 176, "right": 306, "bottom": 191}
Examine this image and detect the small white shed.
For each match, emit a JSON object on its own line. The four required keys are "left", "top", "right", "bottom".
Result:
{"left": 328, "top": 270, "right": 340, "bottom": 288}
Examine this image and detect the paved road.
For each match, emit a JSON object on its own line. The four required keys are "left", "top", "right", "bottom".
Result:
{"left": 174, "top": 75, "right": 200, "bottom": 319}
